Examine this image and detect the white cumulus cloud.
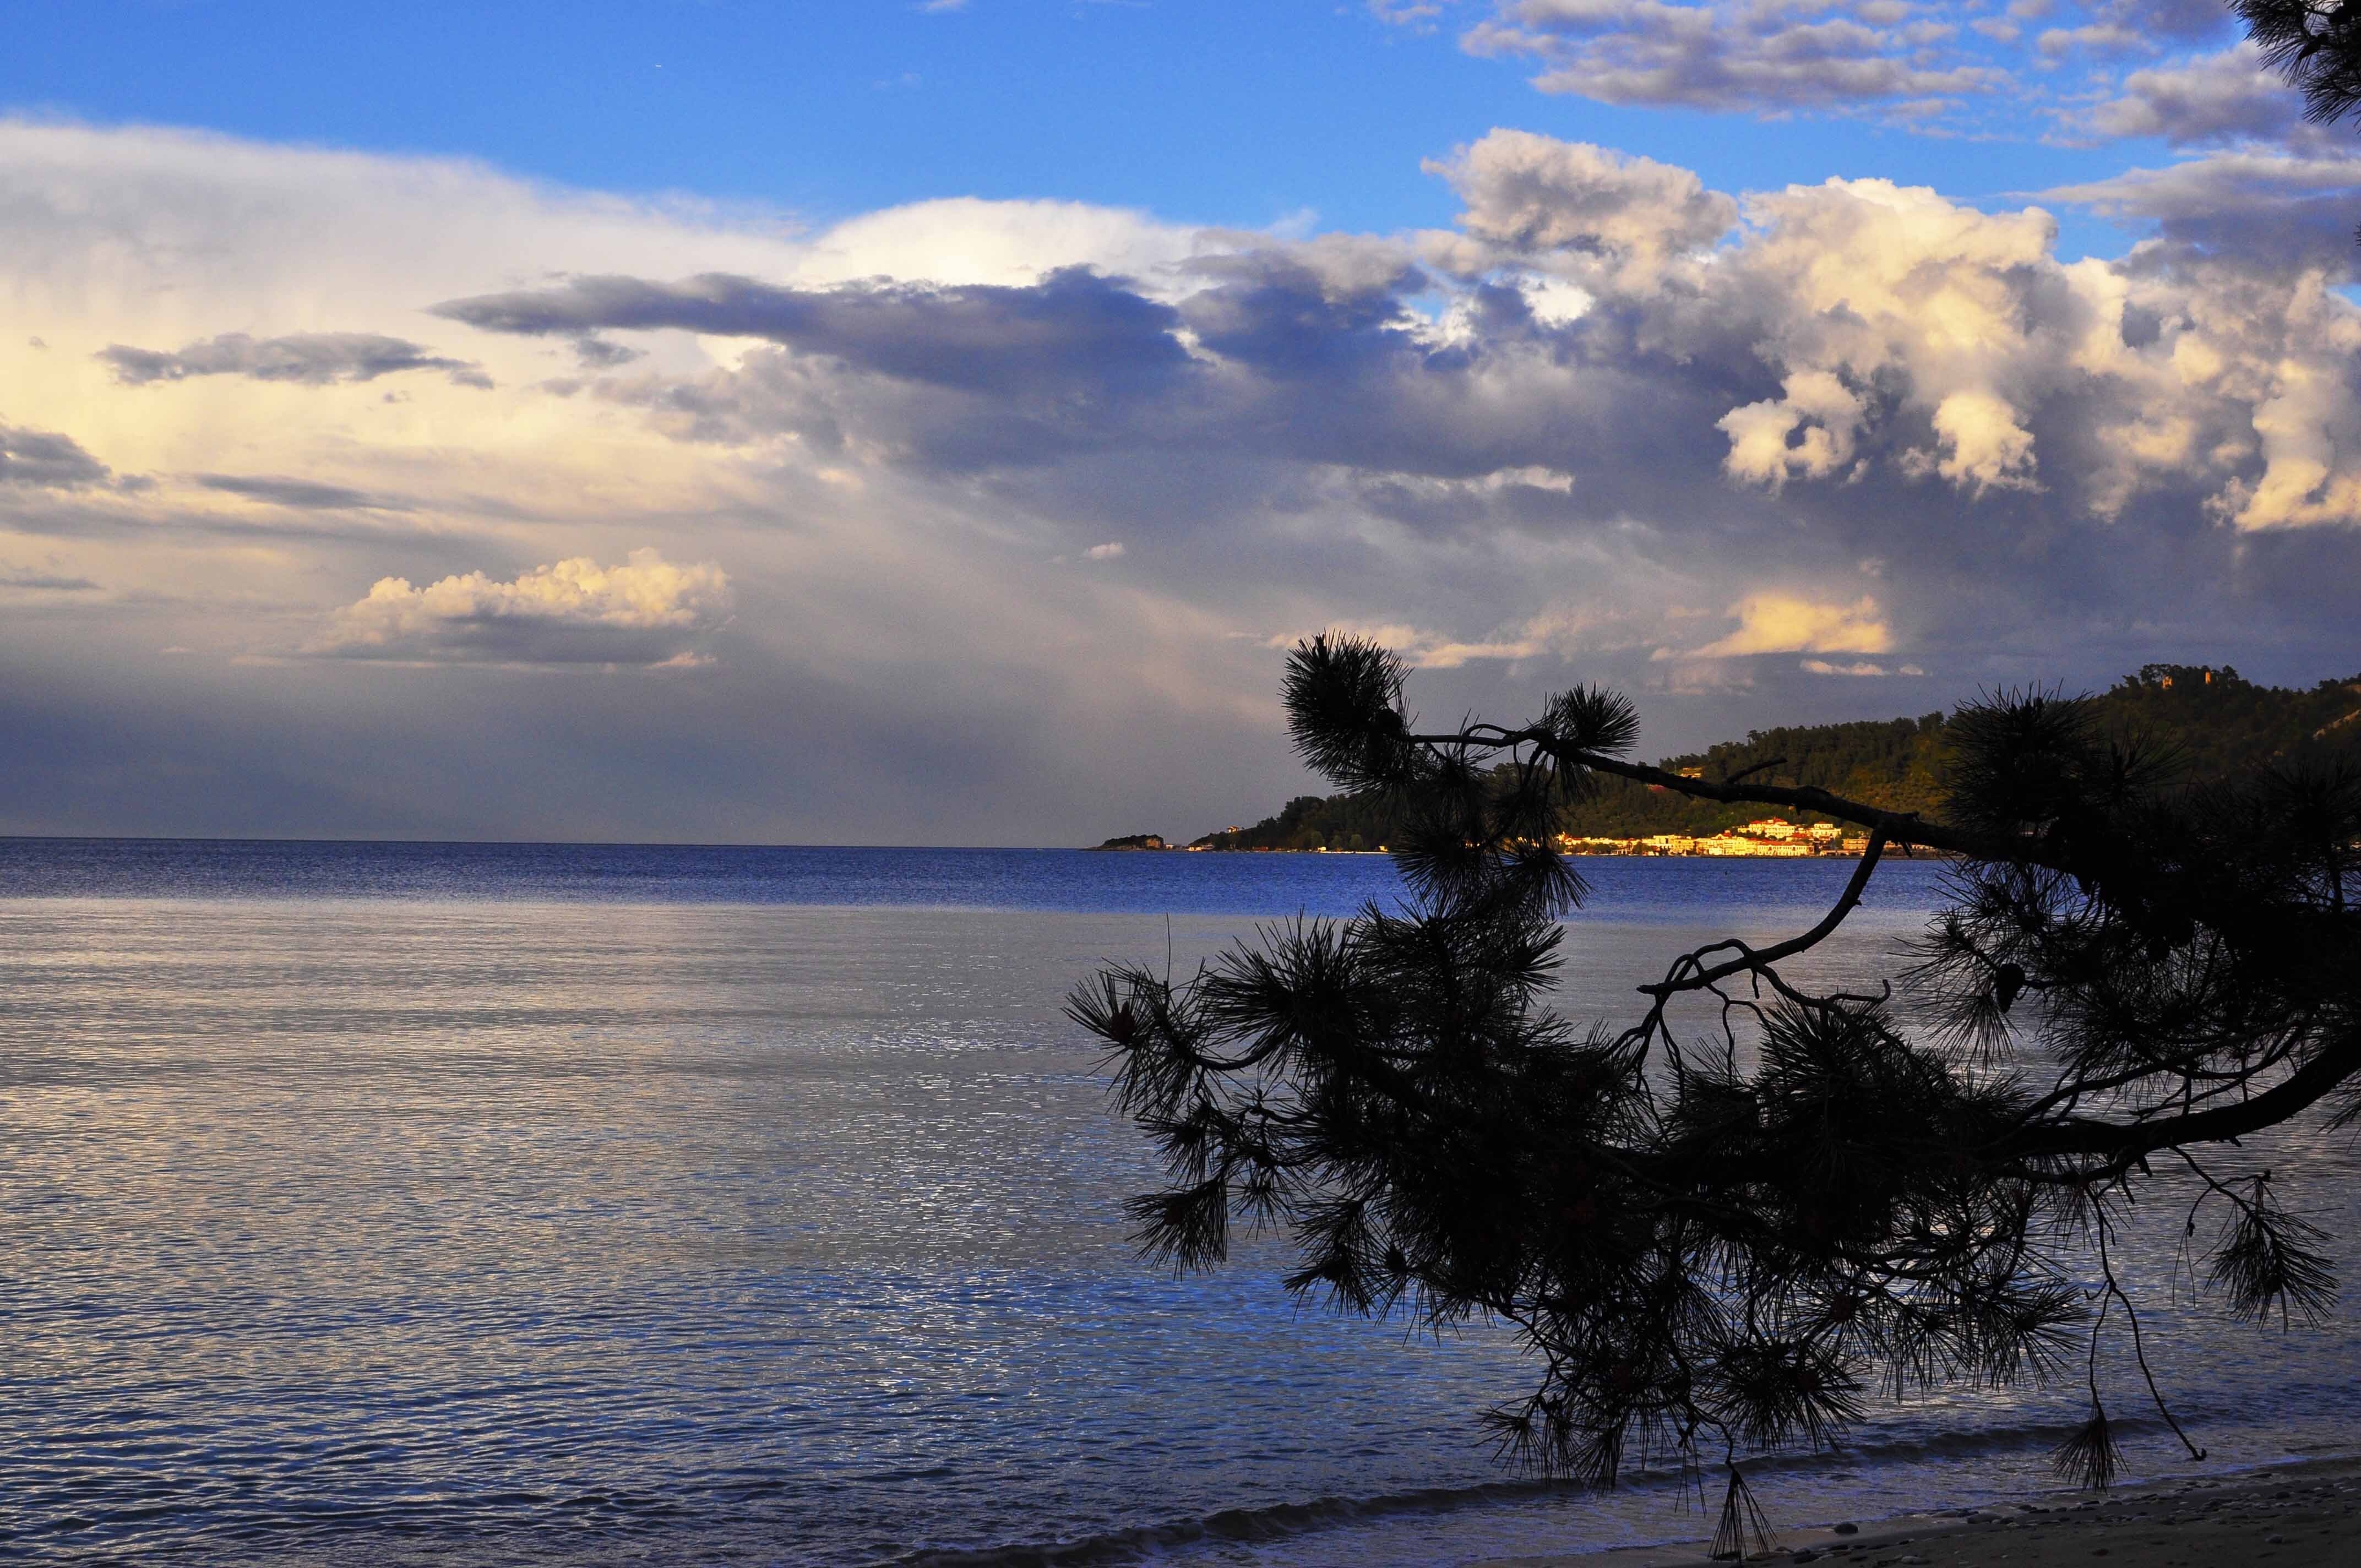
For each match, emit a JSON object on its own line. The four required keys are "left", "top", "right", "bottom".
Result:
{"left": 1427, "top": 131, "right": 1739, "bottom": 282}
{"left": 313, "top": 549, "right": 731, "bottom": 666}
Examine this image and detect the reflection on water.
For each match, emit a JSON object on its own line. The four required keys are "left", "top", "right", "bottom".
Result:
{"left": 0, "top": 846, "right": 2353, "bottom": 1565}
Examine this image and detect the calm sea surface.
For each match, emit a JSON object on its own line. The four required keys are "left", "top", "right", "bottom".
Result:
{"left": 2, "top": 841, "right": 2354, "bottom": 1566}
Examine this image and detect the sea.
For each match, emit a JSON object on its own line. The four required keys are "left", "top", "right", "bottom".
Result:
{"left": 1, "top": 840, "right": 2354, "bottom": 1566}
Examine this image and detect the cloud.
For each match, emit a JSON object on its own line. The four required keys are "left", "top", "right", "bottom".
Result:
{"left": 571, "top": 335, "right": 644, "bottom": 368}
{"left": 2084, "top": 44, "right": 2306, "bottom": 146}
{"left": 790, "top": 197, "right": 1205, "bottom": 291}
{"left": 1458, "top": 0, "right": 2009, "bottom": 113}
{"left": 1718, "top": 371, "right": 1869, "bottom": 488}
{"left": 1380, "top": 0, "right": 2247, "bottom": 135}
{"left": 513, "top": 155, "right": 2361, "bottom": 556}
{"left": 1694, "top": 595, "right": 1894, "bottom": 657}
{"left": 196, "top": 473, "right": 411, "bottom": 510}
{"left": 433, "top": 267, "right": 1188, "bottom": 396}
{"left": 2036, "top": 21, "right": 2143, "bottom": 57}
{"left": 448, "top": 250, "right": 1462, "bottom": 474}
{"left": 2132, "top": 0, "right": 2243, "bottom": 43}
{"left": 1801, "top": 657, "right": 1925, "bottom": 675}
{"left": 454, "top": 152, "right": 2361, "bottom": 542}
{"left": 311, "top": 549, "right": 732, "bottom": 666}
{"left": 1269, "top": 599, "right": 1653, "bottom": 671}
{"left": 1592, "top": 175, "right": 2078, "bottom": 502}
{"left": 1, "top": 422, "right": 113, "bottom": 489}
{"left": 1084, "top": 541, "right": 1126, "bottom": 559}
{"left": 0, "top": 570, "right": 99, "bottom": 591}
{"left": 99, "top": 331, "right": 492, "bottom": 389}
{"left": 1427, "top": 131, "right": 1738, "bottom": 277}
{"left": 410, "top": 137, "right": 2361, "bottom": 555}
{"left": 1927, "top": 389, "right": 2039, "bottom": 493}
{"left": 2044, "top": 151, "right": 2361, "bottom": 275}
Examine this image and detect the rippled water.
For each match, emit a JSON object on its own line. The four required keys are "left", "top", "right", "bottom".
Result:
{"left": 1, "top": 842, "right": 2353, "bottom": 1565}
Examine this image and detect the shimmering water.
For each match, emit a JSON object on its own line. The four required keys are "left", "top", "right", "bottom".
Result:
{"left": 1, "top": 842, "right": 2353, "bottom": 1565}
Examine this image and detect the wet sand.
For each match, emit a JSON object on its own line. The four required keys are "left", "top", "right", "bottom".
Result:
{"left": 1481, "top": 1458, "right": 2361, "bottom": 1568}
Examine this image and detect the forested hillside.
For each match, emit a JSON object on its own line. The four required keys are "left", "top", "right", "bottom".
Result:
{"left": 1186, "top": 663, "right": 2361, "bottom": 851}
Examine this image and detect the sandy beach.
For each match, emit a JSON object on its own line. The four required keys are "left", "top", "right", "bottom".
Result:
{"left": 1481, "top": 1458, "right": 2361, "bottom": 1568}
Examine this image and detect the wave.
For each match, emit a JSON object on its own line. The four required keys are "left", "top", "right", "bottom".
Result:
{"left": 883, "top": 1477, "right": 1584, "bottom": 1568}
{"left": 884, "top": 1413, "right": 2353, "bottom": 1568}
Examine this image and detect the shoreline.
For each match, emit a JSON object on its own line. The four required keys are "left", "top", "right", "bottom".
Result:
{"left": 1477, "top": 1455, "right": 2361, "bottom": 1567}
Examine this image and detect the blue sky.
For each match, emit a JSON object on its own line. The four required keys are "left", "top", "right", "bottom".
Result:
{"left": 4, "top": 2, "right": 2360, "bottom": 842}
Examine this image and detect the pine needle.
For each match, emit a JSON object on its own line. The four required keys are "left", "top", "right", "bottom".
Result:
{"left": 1710, "top": 1464, "right": 1781, "bottom": 1562}
{"left": 2049, "top": 1404, "right": 2124, "bottom": 1490}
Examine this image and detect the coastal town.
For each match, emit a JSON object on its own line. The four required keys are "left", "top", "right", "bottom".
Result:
{"left": 1100, "top": 818, "right": 1877, "bottom": 856}
{"left": 1554, "top": 818, "right": 1873, "bottom": 857}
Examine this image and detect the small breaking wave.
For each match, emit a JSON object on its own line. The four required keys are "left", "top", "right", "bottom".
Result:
{"left": 881, "top": 1409, "right": 2289, "bottom": 1568}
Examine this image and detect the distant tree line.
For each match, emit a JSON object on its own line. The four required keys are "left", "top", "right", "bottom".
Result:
{"left": 1189, "top": 665, "right": 2361, "bottom": 851}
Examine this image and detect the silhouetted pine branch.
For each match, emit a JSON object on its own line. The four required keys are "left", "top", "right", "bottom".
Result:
{"left": 1072, "top": 634, "right": 2361, "bottom": 1501}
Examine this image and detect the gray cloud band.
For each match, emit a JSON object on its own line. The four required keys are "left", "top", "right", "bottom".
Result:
{"left": 195, "top": 474, "right": 412, "bottom": 512}
{"left": 436, "top": 268, "right": 1189, "bottom": 395}
{"left": 1, "top": 422, "right": 113, "bottom": 489}
{"left": 98, "top": 331, "right": 492, "bottom": 389}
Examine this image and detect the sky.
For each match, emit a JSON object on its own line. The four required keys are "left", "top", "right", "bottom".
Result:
{"left": 4, "top": 1, "right": 2360, "bottom": 845}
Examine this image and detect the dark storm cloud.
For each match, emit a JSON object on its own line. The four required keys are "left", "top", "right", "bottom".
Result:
{"left": 434, "top": 266, "right": 1191, "bottom": 396}
{"left": 0, "top": 422, "right": 113, "bottom": 489}
{"left": 484, "top": 253, "right": 1715, "bottom": 500}
{"left": 512, "top": 259, "right": 1608, "bottom": 479}
{"left": 196, "top": 473, "right": 411, "bottom": 511}
{"left": 99, "top": 331, "right": 493, "bottom": 389}
{"left": 1177, "top": 251, "right": 1433, "bottom": 379}
{"left": 499, "top": 248, "right": 1759, "bottom": 492}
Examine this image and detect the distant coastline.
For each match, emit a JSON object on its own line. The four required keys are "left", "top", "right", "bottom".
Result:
{"left": 1108, "top": 663, "right": 2361, "bottom": 858}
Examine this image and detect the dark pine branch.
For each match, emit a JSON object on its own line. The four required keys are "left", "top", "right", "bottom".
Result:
{"left": 1073, "top": 634, "right": 2361, "bottom": 1501}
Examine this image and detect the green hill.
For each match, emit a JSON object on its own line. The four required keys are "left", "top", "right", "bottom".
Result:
{"left": 1190, "top": 663, "right": 2361, "bottom": 852}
